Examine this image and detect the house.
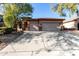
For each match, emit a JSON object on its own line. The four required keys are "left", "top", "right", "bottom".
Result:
{"left": 0, "top": 14, "right": 65, "bottom": 32}
{"left": 16, "top": 17, "right": 64, "bottom": 31}
{"left": 63, "top": 13, "right": 79, "bottom": 30}
{"left": 63, "top": 18, "right": 79, "bottom": 30}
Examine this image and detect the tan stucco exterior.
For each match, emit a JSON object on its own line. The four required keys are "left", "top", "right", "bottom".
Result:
{"left": 29, "top": 21, "right": 39, "bottom": 31}
{"left": 63, "top": 18, "right": 79, "bottom": 30}
{"left": 63, "top": 21, "right": 76, "bottom": 28}
{"left": 16, "top": 18, "right": 64, "bottom": 31}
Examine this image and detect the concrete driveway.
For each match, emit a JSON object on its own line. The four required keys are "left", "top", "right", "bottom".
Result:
{"left": 0, "top": 31, "right": 79, "bottom": 56}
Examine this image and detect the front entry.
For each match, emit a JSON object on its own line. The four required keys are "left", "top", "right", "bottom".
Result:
{"left": 77, "top": 23, "right": 79, "bottom": 30}
{"left": 23, "top": 22, "right": 27, "bottom": 30}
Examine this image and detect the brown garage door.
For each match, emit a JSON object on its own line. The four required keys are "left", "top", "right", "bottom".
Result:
{"left": 42, "top": 22, "right": 60, "bottom": 31}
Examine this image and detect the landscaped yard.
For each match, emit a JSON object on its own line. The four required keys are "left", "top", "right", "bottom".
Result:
{"left": 0, "top": 31, "right": 79, "bottom": 56}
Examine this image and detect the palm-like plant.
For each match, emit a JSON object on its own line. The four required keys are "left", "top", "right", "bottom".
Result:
{"left": 51, "top": 3, "right": 78, "bottom": 17}
{"left": 3, "top": 4, "right": 17, "bottom": 28}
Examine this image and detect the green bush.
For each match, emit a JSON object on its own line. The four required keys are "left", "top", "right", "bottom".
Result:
{"left": 4, "top": 28, "right": 13, "bottom": 34}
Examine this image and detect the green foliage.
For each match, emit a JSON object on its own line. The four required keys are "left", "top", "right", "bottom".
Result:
{"left": 4, "top": 28, "right": 13, "bottom": 34}
{"left": 3, "top": 15, "right": 15, "bottom": 28}
{"left": 51, "top": 3, "right": 77, "bottom": 17}
{"left": 16, "top": 3, "right": 33, "bottom": 15}
{"left": 2, "top": 3, "right": 33, "bottom": 28}
{"left": 3, "top": 4, "right": 17, "bottom": 28}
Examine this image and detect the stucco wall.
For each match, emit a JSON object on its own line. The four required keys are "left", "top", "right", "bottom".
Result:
{"left": 29, "top": 21, "right": 39, "bottom": 31}
{"left": 63, "top": 21, "right": 76, "bottom": 28}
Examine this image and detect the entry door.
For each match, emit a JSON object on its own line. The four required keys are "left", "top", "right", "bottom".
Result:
{"left": 23, "top": 22, "right": 28, "bottom": 31}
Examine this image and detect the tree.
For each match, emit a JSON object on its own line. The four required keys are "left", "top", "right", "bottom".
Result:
{"left": 16, "top": 3, "right": 33, "bottom": 16}
{"left": 51, "top": 3, "right": 78, "bottom": 17}
{"left": 2, "top": 3, "right": 33, "bottom": 28}
{"left": 3, "top": 4, "right": 18, "bottom": 28}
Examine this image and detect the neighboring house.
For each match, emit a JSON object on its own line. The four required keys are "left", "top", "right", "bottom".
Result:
{"left": 16, "top": 17, "right": 64, "bottom": 31}
{"left": 63, "top": 18, "right": 79, "bottom": 30}
{"left": 63, "top": 13, "right": 79, "bottom": 30}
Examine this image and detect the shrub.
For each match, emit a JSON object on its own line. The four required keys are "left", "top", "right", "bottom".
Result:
{"left": 4, "top": 28, "right": 13, "bottom": 34}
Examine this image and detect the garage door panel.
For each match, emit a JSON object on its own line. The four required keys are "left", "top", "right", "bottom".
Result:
{"left": 42, "top": 22, "right": 60, "bottom": 31}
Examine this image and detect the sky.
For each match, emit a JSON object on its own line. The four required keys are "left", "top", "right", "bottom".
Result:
{"left": 0, "top": 3, "right": 77, "bottom": 20}
{"left": 31, "top": 3, "right": 65, "bottom": 19}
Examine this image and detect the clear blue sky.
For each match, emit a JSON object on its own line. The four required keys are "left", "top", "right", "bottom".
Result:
{"left": 31, "top": 3, "right": 65, "bottom": 18}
